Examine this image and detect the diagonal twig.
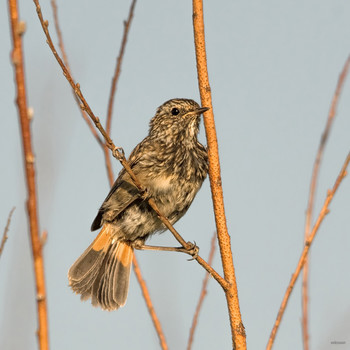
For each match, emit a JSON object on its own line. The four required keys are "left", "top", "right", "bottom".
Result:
{"left": 302, "top": 55, "right": 350, "bottom": 350}
{"left": 33, "top": 0, "right": 227, "bottom": 290}
{"left": 104, "top": 0, "right": 137, "bottom": 185}
{"left": 51, "top": 0, "right": 104, "bottom": 148}
{"left": 267, "top": 152, "right": 350, "bottom": 350}
{"left": 187, "top": 232, "right": 216, "bottom": 350}
{"left": 192, "top": 1, "right": 246, "bottom": 349}
{"left": 8, "top": 1, "right": 49, "bottom": 348}
{"left": 0, "top": 208, "right": 16, "bottom": 259}
{"left": 49, "top": 2, "right": 168, "bottom": 348}
{"left": 133, "top": 257, "right": 168, "bottom": 349}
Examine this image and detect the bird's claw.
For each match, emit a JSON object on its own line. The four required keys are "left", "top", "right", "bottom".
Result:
{"left": 113, "top": 147, "right": 125, "bottom": 160}
{"left": 140, "top": 188, "right": 150, "bottom": 201}
{"left": 186, "top": 241, "right": 199, "bottom": 261}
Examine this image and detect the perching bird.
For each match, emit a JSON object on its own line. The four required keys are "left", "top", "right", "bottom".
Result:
{"left": 68, "top": 98, "right": 209, "bottom": 311}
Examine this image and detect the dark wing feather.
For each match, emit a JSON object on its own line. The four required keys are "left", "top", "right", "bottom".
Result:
{"left": 90, "top": 140, "right": 147, "bottom": 231}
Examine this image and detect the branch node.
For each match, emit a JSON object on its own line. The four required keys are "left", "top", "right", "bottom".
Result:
{"left": 40, "top": 231, "right": 48, "bottom": 247}
{"left": 44, "top": 20, "right": 49, "bottom": 28}
{"left": 12, "top": 51, "right": 21, "bottom": 66}
{"left": 74, "top": 83, "right": 81, "bottom": 95}
{"left": 26, "top": 153, "right": 35, "bottom": 164}
{"left": 27, "top": 107, "right": 34, "bottom": 120}
{"left": 36, "top": 294, "right": 46, "bottom": 302}
{"left": 16, "top": 21, "right": 27, "bottom": 36}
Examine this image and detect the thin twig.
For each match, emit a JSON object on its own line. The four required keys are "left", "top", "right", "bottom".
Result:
{"left": 302, "top": 56, "right": 350, "bottom": 350}
{"left": 102, "top": 4, "right": 168, "bottom": 346}
{"left": 0, "top": 208, "right": 16, "bottom": 259}
{"left": 192, "top": 1, "right": 246, "bottom": 349}
{"left": 132, "top": 256, "right": 168, "bottom": 350}
{"left": 51, "top": 0, "right": 104, "bottom": 148}
{"left": 187, "top": 233, "right": 216, "bottom": 350}
{"left": 104, "top": 0, "right": 137, "bottom": 184}
{"left": 33, "top": 0, "right": 227, "bottom": 290}
{"left": 267, "top": 152, "right": 350, "bottom": 350}
{"left": 49, "top": 1, "right": 168, "bottom": 347}
{"left": 102, "top": 4, "right": 166, "bottom": 342}
{"left": 8, "top": 1, "right": 49, "bottom": 349}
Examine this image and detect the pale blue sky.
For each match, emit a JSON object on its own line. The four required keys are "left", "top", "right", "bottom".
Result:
{"left": 1, "top": 1, "right": 350, "bottom": 349}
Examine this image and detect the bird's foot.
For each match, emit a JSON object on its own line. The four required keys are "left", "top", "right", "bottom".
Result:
{"left": 185, "top": 241, "right": 199, "bottom": 260}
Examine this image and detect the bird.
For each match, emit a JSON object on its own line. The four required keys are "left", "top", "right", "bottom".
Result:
{"left": 68, "top": 98, "right": 209, "bottom": 311}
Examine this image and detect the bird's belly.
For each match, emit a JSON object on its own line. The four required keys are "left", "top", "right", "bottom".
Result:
{"left": 114, "top": 177, "right": 201, "bottom": 242}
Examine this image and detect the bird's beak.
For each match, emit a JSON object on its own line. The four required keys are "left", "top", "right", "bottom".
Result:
{"left": 183, "top": 106, "right": 210, "bottom": 118}
{"left": 196, "top": 107, "right": 210, "bottom": 114}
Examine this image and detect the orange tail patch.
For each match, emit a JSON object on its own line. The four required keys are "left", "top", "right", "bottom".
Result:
{"left": 68, "top": 224, "right": 113, "bottom": 290}
{"left": 91, "top": 224, "right": 113, "bottom": 251}
{"left": 115, "top": 241, "right": 133, "bottom": 267}
{"left": 91, "top": 241, "right": 134, "bottom": 310}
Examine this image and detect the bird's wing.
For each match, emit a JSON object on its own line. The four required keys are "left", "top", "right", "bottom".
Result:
{"left": 90, "top": 140, "right": 149, "bottom": 231}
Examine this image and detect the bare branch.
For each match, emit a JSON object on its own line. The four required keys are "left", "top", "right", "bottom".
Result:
{"left": 49, "top": 1, "right": 168, "bottom": 345}
{"left": 104, "top": 0, "right": 137, "bottom": 185}
{"left": 0, "top": 208, "right": 16, "bottom": 259}
{"left": 50, "top": 0, "right": 104, "bottom": 148}
{"left": 302, "top": 55, "right": 350, "bottom": 350}
{"left": 267, "top": 152, "right": 350, "bottom": 350}
{"left": 187, "top": 233, "right": 216, "bottom": 350}
{"left": 192, "top": 1, "right": 246, "bottom": 348}
{"left": 133, "top": 256, "right": 168, "bottom": 350}
{"left": 8, "top": 0, "right": 49, "bottom": 348}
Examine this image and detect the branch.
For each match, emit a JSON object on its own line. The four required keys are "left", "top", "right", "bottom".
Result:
{"left": 187, "top": 233, "right": 216, "bottom": 350}
{"left": 302, "top": 55, "right": 350, "bottom": 350}
{"left": 49, "top": 1, "right": 168, "bottom": 347}
{"left": 267, "top": 152, "right": 350, "bottom": 350}
{"left": 33, "top": 0, "right": 227, "bottom": 290}
{"left": 8, "top": 1, "right": 49, "bottom": 349}
{"left": 192, "top": 1, "right": 246, "bottom": 349}
{"left": 0, "top": 208, "right": 16, "bottom": 259}
{"left": 50, "top": 0, "right": 104, "bottom": 148}
{"left": 104, "top": 0, "right": 137, "bottom": 185}
{"left": 133, "top": 256, "right": 168, "bottom": 350}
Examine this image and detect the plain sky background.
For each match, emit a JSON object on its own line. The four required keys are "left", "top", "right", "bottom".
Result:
{"left": 1, "top": 1, "right": 350, "bottom": 349}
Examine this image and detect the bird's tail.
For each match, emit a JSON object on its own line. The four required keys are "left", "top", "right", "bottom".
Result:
{"left": 68, "top": 224, "right": 134, "bottom": 311}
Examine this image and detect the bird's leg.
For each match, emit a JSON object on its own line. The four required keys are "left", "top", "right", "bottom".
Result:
{"left": 139, "top": 187, "right": 150, "bottom": 201}
{"left": 132, "top": 240, "right": 199, "bottom": 259}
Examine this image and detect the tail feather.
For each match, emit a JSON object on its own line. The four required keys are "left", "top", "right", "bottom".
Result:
{"left": 68, "top": 225, "right": 112, "bottom": 283}
{"left": 92, "top": 241, "right": 133, "bottom": 310}
{"left": 92, "top": 243, "right": 117, "bottom": 309}
{"left": 112, "top": 243, "right": 133, "bottom": 305}
{"left": 68, "top": 224, "right": 133, "bottom": 311}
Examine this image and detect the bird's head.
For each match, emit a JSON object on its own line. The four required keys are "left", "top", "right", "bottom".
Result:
{"left": 149, "top": 98, "right": 209, "bottom": 143}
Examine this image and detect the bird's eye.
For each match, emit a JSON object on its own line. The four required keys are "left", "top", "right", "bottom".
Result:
{"left": 171, "top": 108, "right": 180, "bottom": 116}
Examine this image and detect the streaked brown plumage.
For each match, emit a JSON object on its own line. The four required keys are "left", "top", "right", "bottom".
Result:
{"left": 68, "top": 98, "right": 209, "bottom": 310}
